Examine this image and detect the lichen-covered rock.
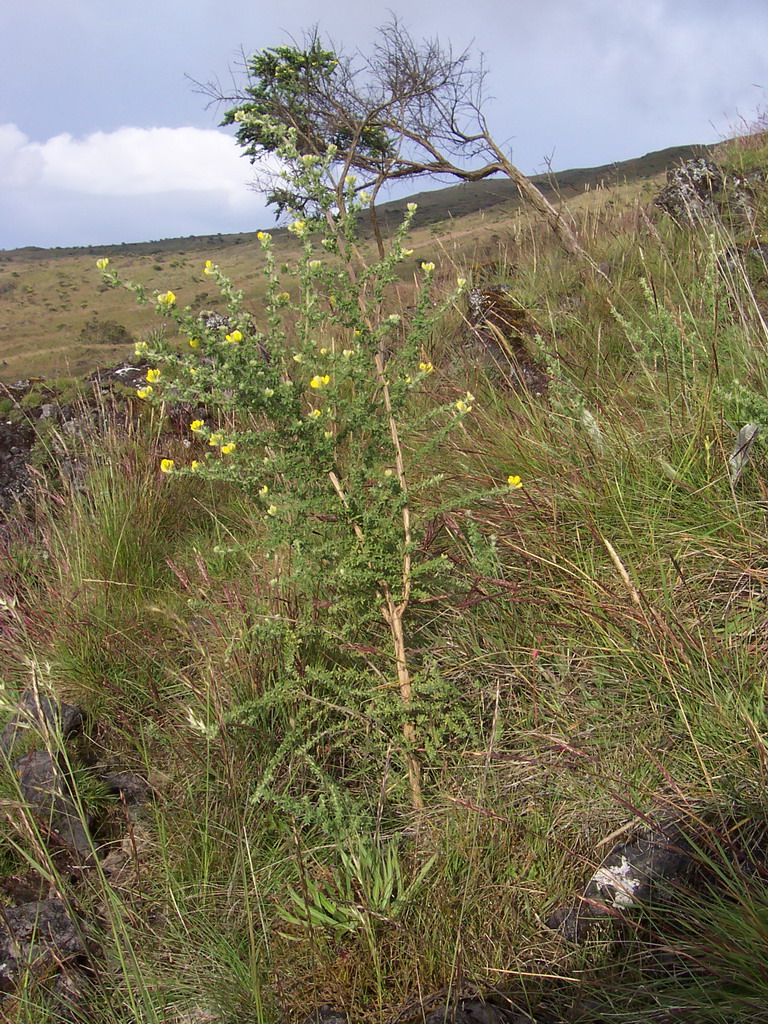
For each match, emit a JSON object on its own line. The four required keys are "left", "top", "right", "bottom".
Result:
{"left": 545, "top": 821, "right": 693, "bottom": 943}
{"left": 654, "top": 156, "right": 758, "bottom": 228}
{"left": 655, "top": 158, "right": 725, "bottom": 224}
{"left": 0, "top": 418, "right": 35, "bottom": 512}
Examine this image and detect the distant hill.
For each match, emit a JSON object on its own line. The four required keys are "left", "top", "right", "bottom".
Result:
{"left": 1, "top": 143, "right": 711, "bottom": 262}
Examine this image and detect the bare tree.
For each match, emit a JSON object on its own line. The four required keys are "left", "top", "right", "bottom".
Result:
{"left": 198, "top": 20, "right": 596, "bottom": 265}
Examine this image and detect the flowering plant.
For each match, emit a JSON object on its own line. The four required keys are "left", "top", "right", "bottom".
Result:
{"left": 97, "top": 135, "right": 478, "bottom": 809}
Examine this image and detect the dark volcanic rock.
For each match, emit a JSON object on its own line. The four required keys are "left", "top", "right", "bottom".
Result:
{"left": 99, "top": 770, "right": 152, "bottom": 805}
{"left": 1, "top": 689, "right": 85, "bottom": 756}
{"left": 0, "top": 418, "right": 35, "bottom": 512}
{"left": 301, "top": 1006, "right": 348, "bottom": 1024}
{"left": 0, "top": 899, "right": 91, "bottom": 994}
{"left": 88, "top": 363, "right": 149, "bottom": 391}
{"left": 546, "top": 821, "right": 693, "bottom": 943}
{"left": 466, "top": 287, "right": 548, "bottom": 395}
{"left": 13, "top": 751, "right": 92, "bottom": 861}
{"left": 425, "top": 998, "right": 557, "bottom": 1024}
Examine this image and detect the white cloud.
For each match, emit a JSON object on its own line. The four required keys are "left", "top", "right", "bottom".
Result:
{"left": 0, "top": 123, "right": 272, "bottom": 248}
{"left": 3, "top": 123, "right": 262, "bottom": 206}
{"left": 0, "top": 123, "right": 44, "bottom": 189}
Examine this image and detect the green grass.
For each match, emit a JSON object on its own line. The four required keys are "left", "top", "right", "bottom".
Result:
{"left": 2, "top": 134, "right": 768, "bottom": 1022}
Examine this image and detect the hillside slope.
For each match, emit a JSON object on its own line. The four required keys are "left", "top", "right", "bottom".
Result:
{"left": 0, "top": 143, "right": 709, "bottom": 382}
{"left": 1, "top": 128, "right": 768, "bottom": 1022}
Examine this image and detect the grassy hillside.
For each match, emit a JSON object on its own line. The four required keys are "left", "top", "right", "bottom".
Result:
{"left": 0, "top": 144, "right": 707, "bottom": 383}
{"left": 2, "top": 130, "right": 768, "bottom": 1024}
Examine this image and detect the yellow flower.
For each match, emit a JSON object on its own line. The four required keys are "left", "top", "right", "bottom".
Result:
{"left": 190, "top": 419, "right": 205, "bottom": 433}
{"left": 323, "top": 430, "right": 333, "bottom": 439}
{"left": 421, "top": 261, "right": 435, "bottom": 273}
{"left": 96, "top": 257, "right": 110, "bottom": 270}
{"left": 157, "top": 290, "right": 176, "bottom": 306}
{"left": 407, "top": 202, "right": 418, "bottom": 213}
{"left": 342, "top": 349, "right": 355, "bottom": 358}
{"left": 220, "top": 443, "right": 236, "bottom": 455}
{"left": 384, "top": 468, "right": 394, "bottom": 478}
{"left": 401, "top": 248, "right": 414, "bottom": 257}
{"left": 455, "top": 393, "right": 474, "bottom": 414}
{"left": 307, "top": 409, "right": 322, "bottom": 420}
{"left": 319, "top": 347, "right": 330, "bottom": 356}
{"left": 292, "top": 353, "right": 304, "bottom": 363}
{"left": 224, "top": 330, "right": 242, "bottom": 344}
{"left": 136, "top": 386, "right": 153, "bottom": 399}
{"left": 457, "top": 277, "right": 467, "bottom": 288}
{"left": 276, "top": 292, "right": 291, "bottom": 303}
{"left": 419, "top": 361, "right": 434, "bottom": 374}
{"left": 190, "top": 461, "right": 200, "bottom": 471}
{"left": 308, "top": 259, "right": 322, "bottom": 269}
{"left": 259, "top": 484, "right": 269, "bottom": 495}
{"left": 203, "top": 260, "right": 215, "bottom": 275}
{"left": 160, "top": 459, "right": 175, "bottom": 473}
{"left": 287, "top": 219, "right": 308, "bottom": 237}
{"left": 266, "top": 505, "right": 277, "bottom": 516}
{"left": 263, "top": 388, "right": 275, "bottom": 398}
{"left": 257, "top": 231, "right": 271, "bottom": 243}
{"left": 134, "top": 341, "right": 148, "bottom": 356}
{"left": 189, "top": 337, "right": 200, "bottom": 348}
{"left": 309, "top": 374, "right": 330, "bottom": 389}
{"left": 208, "top": 432, "right": 223, "bottom": 447}
{"left": 507, "top": 475, "right": 523, "bottom": 490}
{"left": 146, "top": 368, "right": 160, "bottom": 383}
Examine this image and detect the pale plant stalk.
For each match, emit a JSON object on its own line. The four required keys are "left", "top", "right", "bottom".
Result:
{"left": 323, "top": 213, "right": 424, "bottom": 810}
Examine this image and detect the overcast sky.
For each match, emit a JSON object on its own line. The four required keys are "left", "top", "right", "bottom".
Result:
{"left": 1, "top": 0, "right": 766, "bottom": 250}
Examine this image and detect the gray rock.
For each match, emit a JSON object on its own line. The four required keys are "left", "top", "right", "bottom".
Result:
{"left": 655, "top": 156, "right": 758, "bottom": 229}
{"left": 425, "top": 998, "right": 553, "bottom": 1024}
{"left": 99, "top": 770, "right": 152, "bottom": 804}
{"left": 301, "top": 1006, "right": 348, "bottom": 1024}
{"left": 0, "top": 418, "right": 34, "bottom": 511}
{"left": 655, "top": 158, "right": 725, "bottom": 225}
{"left": 1, "top": 689, "right": 84, "bottom": 756}
{"left": 546, "top": 822, "right": 692, "bottom": 943}
{"left": 13, "top": 752, "right": 92, "bottom": 860}
{"left": 38, "top": 402, "right": 60, "bottom": 421}
{"left": 0, "top": 899, "right": 91, "bottom": 994}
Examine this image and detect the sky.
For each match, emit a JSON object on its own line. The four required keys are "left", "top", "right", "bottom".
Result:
{"left": 1, "top": 0, "right": 767, "bottom": 250}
